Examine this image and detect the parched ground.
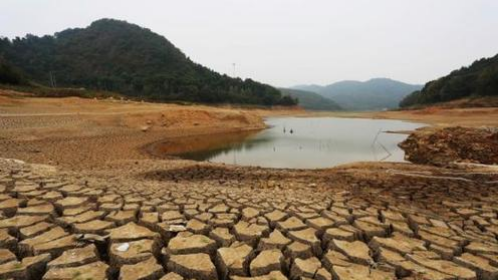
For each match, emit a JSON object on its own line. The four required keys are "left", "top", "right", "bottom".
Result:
{"left": 0, "top": 157, "right": 497, "bottom": 280}
{"left": 1, "top": 91, "right": 498, "bottom": 279}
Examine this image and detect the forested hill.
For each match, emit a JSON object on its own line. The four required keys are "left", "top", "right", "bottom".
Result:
{"left": 280, "top": 88, "right": 342, "bottom": 111}
{"left": 0, "top": 19, "right": 296, "bottom": 106}
{"left": 400, "top": 54, "right": 498, "bottom": 108}
{"left": 295, "top": 78, "right": 422, "bottom": 111}
{"left": 0, "top": 57, "right": 27, "bottom": 85}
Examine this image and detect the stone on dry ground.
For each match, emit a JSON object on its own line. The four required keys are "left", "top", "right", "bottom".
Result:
{"left": 216, "top": 242, "right": 254, "bottom": 277}
{"left": 160, "top": 272, "right": 184, "bottom": 280}
{"left": 332, "top": 263, "right": 396, "bottom": 280}
{"left": 110, "top": 238, "right": 160, "bottom": 267}
{"left": 47, "top": 244, "right": 99, "bottom": 269}
{"left": 290, "top": 257, "right": 321, "bottom": 279}
{"left": 329, "top": 239, "right": 373, "bottom": 265}
{"left": 43, "top": 261, "right": 110, "bottom": 280}
{"left": 250, "top": 249, "right": 284, "bottom": 276}
{"left": 210, "top": 227, "right": 235, "bottom": 247}
{"left": 0, "top": 158, "right": 497, "bottom": 279}
{"left": 119, "top": 256, "right": 164, "bottom": 280}
{"left": 232, "top": 271, "right": 288, "bottom": 280}
{"left": 166, "top": 232, "right": 216, "bottom": 255}
{"left": 167, "top": 253, "right": 218, "bottom": 280}
{"left": 258, "top": 230, "right": 291, "bottom": 250}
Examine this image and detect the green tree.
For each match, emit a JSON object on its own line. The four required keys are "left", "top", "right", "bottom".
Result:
{"left": 0, "top": 19, "right": 296, "bottom": 106}
{"left": 400, "top": 54, "right": 498, "bottom": 107}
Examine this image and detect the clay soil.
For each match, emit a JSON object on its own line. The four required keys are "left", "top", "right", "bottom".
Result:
{"left": 0, "top": 90, "right": 273, "bottom": 169}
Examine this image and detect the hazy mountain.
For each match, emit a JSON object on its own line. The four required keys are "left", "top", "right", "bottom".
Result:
{"left": 280, "top": 88, "right": 342, "bottom": 111}
{"left": 0, "top": 19, "right": 295, "bottom": 106}
{"left": 295, "top": 78, "right": 422, "bottom": 111}
{"left": 400, "top": 54, "right": 498, "bottom": 108}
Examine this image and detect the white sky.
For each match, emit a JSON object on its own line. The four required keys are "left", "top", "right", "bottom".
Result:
{"left": 1, "top": 0, "right": 497, "bottom": 87}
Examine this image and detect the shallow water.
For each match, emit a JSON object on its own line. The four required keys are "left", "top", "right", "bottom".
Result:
{"left": 169, "top": 117, "right": 425, "bottom": 169}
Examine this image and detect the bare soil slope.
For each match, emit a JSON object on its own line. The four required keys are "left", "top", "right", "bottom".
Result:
{"left": 0, "top": 91, "right": 266, "bottom": 169}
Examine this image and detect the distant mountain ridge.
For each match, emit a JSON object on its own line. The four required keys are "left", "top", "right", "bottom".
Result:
{"left": 279, "top": 88, "right": 342, "bottom": 111}
{"left": 0, "top": 18, "right": 295, "bottom": 106}
{"left": 295, "top": 78, "right": 422, "bottom": 111}
{"left": 400, "top": 54, "right": 498, "bottom": 108}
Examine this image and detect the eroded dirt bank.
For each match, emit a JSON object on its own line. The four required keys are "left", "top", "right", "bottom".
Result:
{"left": 400, "top": 126, "right": 498, "bottom": 166}
{"left": 0, "top": 92, "right": 272, "bottom": 169}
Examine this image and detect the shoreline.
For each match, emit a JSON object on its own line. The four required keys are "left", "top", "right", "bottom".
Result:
{"left": 1, "top": 92, "right": 498, "bottom": 280}
{"left": 1, "top": 91, "right": 497, "bottom": 172}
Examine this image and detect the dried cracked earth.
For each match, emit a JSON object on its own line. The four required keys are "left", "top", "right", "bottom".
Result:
{"left": 0, "top": 158, "right": 497, "bottom": 280}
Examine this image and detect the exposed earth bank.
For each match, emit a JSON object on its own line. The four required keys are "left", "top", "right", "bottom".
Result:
{"left": 0, "top": 90, "right": 278, "bottom": 169}
{"left": 400, "top": 126, "right": 498, "bottom": 167}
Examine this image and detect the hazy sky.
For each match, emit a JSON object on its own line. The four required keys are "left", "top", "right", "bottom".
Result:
{"left": 1, "top": 0, "right": 497, "bottom": 87}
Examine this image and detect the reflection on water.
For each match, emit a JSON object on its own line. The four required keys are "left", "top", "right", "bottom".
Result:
{"left": 151, "top": 130, "right": 262, "bottom": 156}
{"left": 153, "top": 117, "right": 425, "bottom": 169}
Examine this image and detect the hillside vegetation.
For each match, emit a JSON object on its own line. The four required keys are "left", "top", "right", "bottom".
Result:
{"left": 280, "top": 88, "right": 342, "bottom": 111}
{"left": 400, "top": 54, "right": 498, "bottom": 108}
{"left": 295, "top": 78, "right": 421, "bottom": 111}
{"left": 0, "top": 57, "right": 27, "bottom": 85}
{"left": 0, "top": 19, "right": 295, "bottom": 106}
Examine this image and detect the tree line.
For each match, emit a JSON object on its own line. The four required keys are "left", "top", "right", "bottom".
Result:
{"left": 400, "top": 54, "right": 498, "bottom": 107}
{"left": 0, "top": 19, "right": 297, "bottom": 106}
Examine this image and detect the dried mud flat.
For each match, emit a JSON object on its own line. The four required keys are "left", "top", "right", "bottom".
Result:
{"left": 0, "top": 156, "right": 497, "bottom": 280}
{"left": 1, "top": 92, "right": 498, "bottom": 279}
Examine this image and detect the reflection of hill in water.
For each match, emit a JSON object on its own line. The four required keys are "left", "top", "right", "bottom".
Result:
{"left": 149, "top": 130, "right": 271, "bottom": 160}
{"left": 181, "top": 136, "right": 273, "bottom": 161}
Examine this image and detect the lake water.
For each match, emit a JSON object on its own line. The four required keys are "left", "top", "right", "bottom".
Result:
{"left": 159, "top": 117, "right": 425, "bottom": 169}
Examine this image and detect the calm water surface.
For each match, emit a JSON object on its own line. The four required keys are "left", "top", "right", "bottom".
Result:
{"left": 174, "top": 117, "right": 425, "bottom": 169}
